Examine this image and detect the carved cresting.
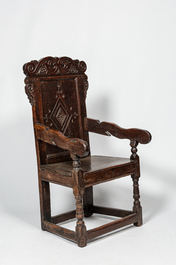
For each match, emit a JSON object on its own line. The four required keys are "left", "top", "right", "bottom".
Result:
{"left": 23, "top": 57, "right": 89, "bottom": 106}
{"left": 23, "top": 56, "right": 87, "bottom": 77}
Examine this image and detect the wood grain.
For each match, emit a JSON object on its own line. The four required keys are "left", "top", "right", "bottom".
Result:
{"left": 35, "top": 123, "right": 88, "bottom": 157}
{"left": 87, "top": 213, "right": 139, "bottom": 240}
{"left": 85, "top": 117, "right": 151, "bottom": 144}
{"left": 23, "top": 56, "right": 152, "bottom": 247}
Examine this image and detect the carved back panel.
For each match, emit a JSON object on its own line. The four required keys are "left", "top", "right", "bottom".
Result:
{"left": 23, "top": 57, "right": 90, "bottom": 164}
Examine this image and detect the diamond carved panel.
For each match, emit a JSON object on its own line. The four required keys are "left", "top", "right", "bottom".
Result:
{"left": 50, "top": 99, "right": 71, "bottom": 133}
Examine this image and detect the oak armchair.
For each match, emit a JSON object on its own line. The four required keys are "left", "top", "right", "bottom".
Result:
{"left": 23, "top": 56, "right": 151, "bottom": 247}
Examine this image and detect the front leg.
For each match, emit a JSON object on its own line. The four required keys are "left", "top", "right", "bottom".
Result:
{"left": 75, "top": 194, "right": 87, "bottom": 247}
{"left": 131, "top": 173, "right": 142, "bottom": 226}
{"left": 130, "top": 141, "right": 143, "bottom": 226}
{"left": 71, "top": 154, "right": 87, "bottom": 247}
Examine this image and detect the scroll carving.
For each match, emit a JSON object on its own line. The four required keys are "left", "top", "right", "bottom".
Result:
{"left": 25, "top": 81, "right": 35, "bottom": 106}
{"left": 81, "top": 75, "right": 89, "bottom": 98}
{"left": 23, "top": 57, "right": 87, "bottom": 77}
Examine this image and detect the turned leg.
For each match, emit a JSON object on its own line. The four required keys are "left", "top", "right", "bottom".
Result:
{"left": 71, "top": 153, "right": 87, "bottom": 247}
{"left": 130, "top": 141, "right": 143, "bottom": 226}
{"left": 83, "top": 187, "right": 93, "bottom": 217}
{"left": 131, "top": 174, "right": 142, "bottom": 226}
{"left": 75, "top": 194, "right": 87, "bottom": 247}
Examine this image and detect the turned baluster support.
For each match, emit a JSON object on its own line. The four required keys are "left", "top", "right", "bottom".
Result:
{"left": 71, "top": 153, "right": 81, "bottom": 169}
{"left": 71, "top": 153, "right": 87, "bottom": 247}
{"left": 130, "top": 141, "right": 142, "bottom": 226}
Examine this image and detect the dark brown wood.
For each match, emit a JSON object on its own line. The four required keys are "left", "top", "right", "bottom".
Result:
{"left": 85, "top": 117, "right": 152, "bottom": 144}
{"left": 23, "top": 56, "right": 151, "bottom": 247}
{"left": 130, "top": 141, "right": 143, "bottom": 226}
{"left": 75, "top": 194, "right": 87, "bottom": 247}
{"left": 92, "top": 206, "right": 133, "bottom": 218}
{"left": 43, "top": 221, "right": 76, "bottom": 242}
{"left": 51, "top": 210, "right": 76, "bottom": 224}
{"left": 41, "top": 181, "right": 51, "bottom": 222}
{"left": 35, "top": 123, "right": 88, "bottom": 157}
{"left": 40, "top": 155, "right": 135, "bottom": 187}
{"left": 87, "top": 213, "right": 139, "bottom": 240}
{"left": 23, "top": 57, "right": 87, "bottom": 77}
{"left": 83, "top": 187, "right": 93, "bottom": 217}
{"left": 40, "top": 167, "right": 72, "bottom": 187}
{"left": 84, "top": 160, "right": 135, "bottom": 187}
{"left": 72, "top": 165, "right": 87, "bottom": 247}
{"left": 40, "top": 156, "right": 134, "bottom": 175}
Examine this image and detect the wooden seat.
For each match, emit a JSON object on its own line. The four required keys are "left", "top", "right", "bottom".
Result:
{"left": 23, "top": 56, "right": 151, "bottom": 247}
{"left": 41, "top": 156, "right": 135, "bottom": 186}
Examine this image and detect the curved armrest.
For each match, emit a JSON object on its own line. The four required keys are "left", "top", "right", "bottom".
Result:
{"left": 35, "top": 124, "right": 89, "bottom": 157}
{"left": 84, "top": 118, "right": 151, "bottom": 144}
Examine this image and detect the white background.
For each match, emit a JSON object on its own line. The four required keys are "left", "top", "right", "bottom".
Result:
{"left": 0, "top": 0, "right": 176, "bottom": 264}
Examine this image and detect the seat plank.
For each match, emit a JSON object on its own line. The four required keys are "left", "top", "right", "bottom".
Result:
{"left": 40, "top": 156, "right": 135, "bottom": 187}
{"left": 41, "top": 155, "right": 134, "bottom": 174}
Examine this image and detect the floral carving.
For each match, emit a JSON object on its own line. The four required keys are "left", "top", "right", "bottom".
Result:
{"left": 23, "top": 57, "right": 87, "bottom": 77}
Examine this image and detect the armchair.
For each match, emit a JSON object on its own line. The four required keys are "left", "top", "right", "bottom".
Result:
{"left": 23, "top": 56, "right": 151, "bottom": 247}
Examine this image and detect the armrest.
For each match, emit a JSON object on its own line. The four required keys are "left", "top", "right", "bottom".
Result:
{"left": 84, "top": 118, "right": 151, "bottom": 144}
{"left": 35, "top": 123, "right": 89, "bottom": 157}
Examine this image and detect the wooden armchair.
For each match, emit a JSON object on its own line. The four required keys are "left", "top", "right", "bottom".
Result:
{"left": 23, "top": 56, "right": 151, "bottom": 247}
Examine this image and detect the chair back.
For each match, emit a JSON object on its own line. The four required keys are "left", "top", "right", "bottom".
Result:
{"left": 23, "top": 56, "right": 90, "bottom": 164}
